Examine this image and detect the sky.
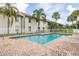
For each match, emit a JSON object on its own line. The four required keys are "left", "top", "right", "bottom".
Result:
{"left": 16, "top": 3, "right": 79, "bottom": 25}
{"left": 0, "top": 3, "right": 79, "bottom": 25}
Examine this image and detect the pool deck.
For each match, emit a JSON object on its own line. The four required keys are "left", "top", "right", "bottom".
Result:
{"left": 0, "top": 34, "right": 79, "bottom": 56}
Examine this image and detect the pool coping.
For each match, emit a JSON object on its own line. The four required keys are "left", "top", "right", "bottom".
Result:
{"left": 9, "top": 32, "right": 72, "bottom": 39}
{"left": 9, "top": 32, "right": 73, "bottom": 45}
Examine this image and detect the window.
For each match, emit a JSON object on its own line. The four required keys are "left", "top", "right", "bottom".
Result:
{"left": 38, "top": 27, "right": 40, "bottom": 31}
{"left": 43, "top": 27, "right": 45, "bottom": 32}
{"left": 38, "top": 27, "right": 40, "bottom": 29}
{"left": 43, "top": 27, "right": 45, "bottom": 29}
{"left": 15, "top": 26, "right": 19, "bottom": 34}
{"left": 21, "top": 16, "right": 23, "bottom": 19}
{"left": 29, "top": 26, "right": 31, "bottom": 31}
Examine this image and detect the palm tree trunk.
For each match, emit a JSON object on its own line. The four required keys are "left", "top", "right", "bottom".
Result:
{"left": 72, "top": 21, "right": 74, "bottom": 29}
{"left": 76, "top": 20, "right": 77, "bottom": 29}
{"left": 56, "top": 19, "right": 58, "bottom": 29}
{"left": 7, "top": 17, "right": 9, "bottom": 34}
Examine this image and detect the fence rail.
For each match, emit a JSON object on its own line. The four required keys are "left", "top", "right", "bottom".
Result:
{"left": 0, "top": 29, "right": 74, "bottom": 37}
{"left": 35, "top": 29, "right": 73, "bottom": 34}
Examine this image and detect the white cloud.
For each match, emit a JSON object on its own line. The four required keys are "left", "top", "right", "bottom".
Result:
{"left": 0, "top": 3, "right": 29, "bottom": 13}
{"left": 15, "top": 3, "right": 29, "bottom": 13}
{"left": 37, "top": 4, "right": 68, "bottom": 25}
{"left": 37, "top": 4, "right": 53, "bottom": 20}
{"left": 67, "top": 5, "right": 77, "bottom": 13}
{"left": 47, "top": 4, "right": 65, "bottom": 14}
{"left": 0, "top": 3, "right": 5, "bottom": 7}
{"left": 38, "top": 3, "right": 52, "bottom": 11}
{"left": 57, "top": 19, "right": 67, "bottom": 25}
{"left": 66, "top": 5, "right": 77, "bottom": 25}
{"left": 39, "top": 4, "right": 66, "bottom": 23}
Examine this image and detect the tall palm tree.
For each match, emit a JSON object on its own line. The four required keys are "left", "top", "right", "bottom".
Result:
{"left": 32, "top": 8, "right": 46, "bottom": 31}
{"left": 67, "top": 15, "right": 76, "bottom": 29}
{"left": 52, "top": 12, "right": 60, "bottom": 28}
{"left": 71, "top": 10, "right": 79, "bottom": 29}
{"left": 42, "top": 13, "right": 46, "bottom": 25}
{"left": 0, "top": 3, "right": 18, "bottom": 34}
{"left": 42, "top": 14, "right": 47, "bottom": 32}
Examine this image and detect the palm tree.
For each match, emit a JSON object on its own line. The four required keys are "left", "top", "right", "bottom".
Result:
{"left": 32, "top": 8, "right": 46, "bottom": 31}
{"left": 42, "top": 14, "right": 47, "bottom": 32}
{"left": 71, "top": 10, "right": 79, "bottom": 29}
{"left": 67, "top": 15, "right": 76, "bottom": 29}
{"left": 41, "top": 13, "right": 46, "bottom": 25}
{"left": 0, "top": 3, "right": 18, "bottom": 34}
{"left": 52, "top": 12, "right": 60, "bottom": 28}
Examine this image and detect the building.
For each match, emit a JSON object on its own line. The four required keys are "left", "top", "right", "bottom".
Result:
{"left": 0, "top": 12, "right": 48, "bottom": 35}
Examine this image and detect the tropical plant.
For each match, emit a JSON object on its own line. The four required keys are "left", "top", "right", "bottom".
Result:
{"left": 71, "top": 10, "right": 79, "bottom": 29}
{"left": 65, "top": 24, "right": 72, "bottom": 29}
{"left": 0, "top": 3, "right": 18, "bottom": 34}
{"left": 52, "top": 12, "right": 60, "bottom": 28}
{"left": 67, "top": 15, "right": 76, "bottom": 29}
{"left": 32, "top": 8, "right": 46, "bottom": 31}
{"left": 42, "top": 13, "right": 47, "bottom": 31}
{"left": 48, "top": 22, "right": 54, "bottom": 29}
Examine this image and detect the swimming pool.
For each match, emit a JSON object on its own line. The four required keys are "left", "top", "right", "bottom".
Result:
{"left": 15, "top": 34, "right": 62, "bottom": 44}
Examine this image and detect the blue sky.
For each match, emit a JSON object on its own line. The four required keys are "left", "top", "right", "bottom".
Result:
{"left": 20, "top": 3, "right": 79, "bottom": 25}
{"left": 1, "top": 3, "right": 79, "bottom": 25}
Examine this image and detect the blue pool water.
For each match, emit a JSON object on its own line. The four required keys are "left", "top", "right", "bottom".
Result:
{"left": 16, "top": 34, "right": 61, "bottom": 44}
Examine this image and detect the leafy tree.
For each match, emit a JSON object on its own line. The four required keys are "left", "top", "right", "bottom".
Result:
{"left": 52, "top": 12, "right": 60, "bottom": 28}
{"left": 71, "top": 10, "right": 79, "bottom": 29}
{"left": 0, "top": 3, "right": 18, "bottom": 34}
{"left": 67, "top": 15, "right": 76, "bottom": 29}
{"left": 32, "top": 8, "right": 46, "bottom": 31}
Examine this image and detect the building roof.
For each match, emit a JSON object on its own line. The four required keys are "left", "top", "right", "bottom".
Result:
{"left": 17, "top": 12, "right": 48, "bottom": 23}
{"left": 17, "top": 12, "right": 31, "bottom": 17}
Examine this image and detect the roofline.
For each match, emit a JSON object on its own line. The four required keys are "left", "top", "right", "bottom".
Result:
{"left": 17, "top": 12, "right": 49, "bottom": 23}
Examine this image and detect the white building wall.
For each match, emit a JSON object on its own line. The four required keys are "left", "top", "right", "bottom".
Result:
{"left": 25, "top": 17, "right": 29, "bottom": 33}
{"left": 40, "top": 21, "right": 43, "bottom": 31}
{"left": 44, "top": 22, "right": 48, "bottom": 31}
{"left": 16, "top": 17, "right": 22, "bottom": 33}
{"left": 30, "top": 19, "right": 38, "bottom": 32}
{"left": 0, "top": 15, "right": 48, "bottom": 34}
{"left": 9, "top": 16, "right": 22, "bottom": 34}
{"left": 9, "top": 17, "right": 17, "bottom": 34}
{"left": 40, "top": 21, "right": 48, "bottom": 31}
{"left": 25, "top": 18, "right": 38, "bottom": 33}
{"left": 0, "top": 15, "right": 8, "bottom": 34}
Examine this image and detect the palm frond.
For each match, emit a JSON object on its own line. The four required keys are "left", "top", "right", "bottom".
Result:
{"left": 52, "top": 12, "right": 60, "bottom": 20}
{"left": 32, "top": 8, "right": 46, "bottom": 22}
{"left": 0, "top": 3, "right": 18, "bottom": 27}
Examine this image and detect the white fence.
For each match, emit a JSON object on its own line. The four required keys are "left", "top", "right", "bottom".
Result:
{"left": 37, "top": 29, "right": 73, "bottom": 34}
{"left": 73, "top": 29, "right": 79, "bottom": 33}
